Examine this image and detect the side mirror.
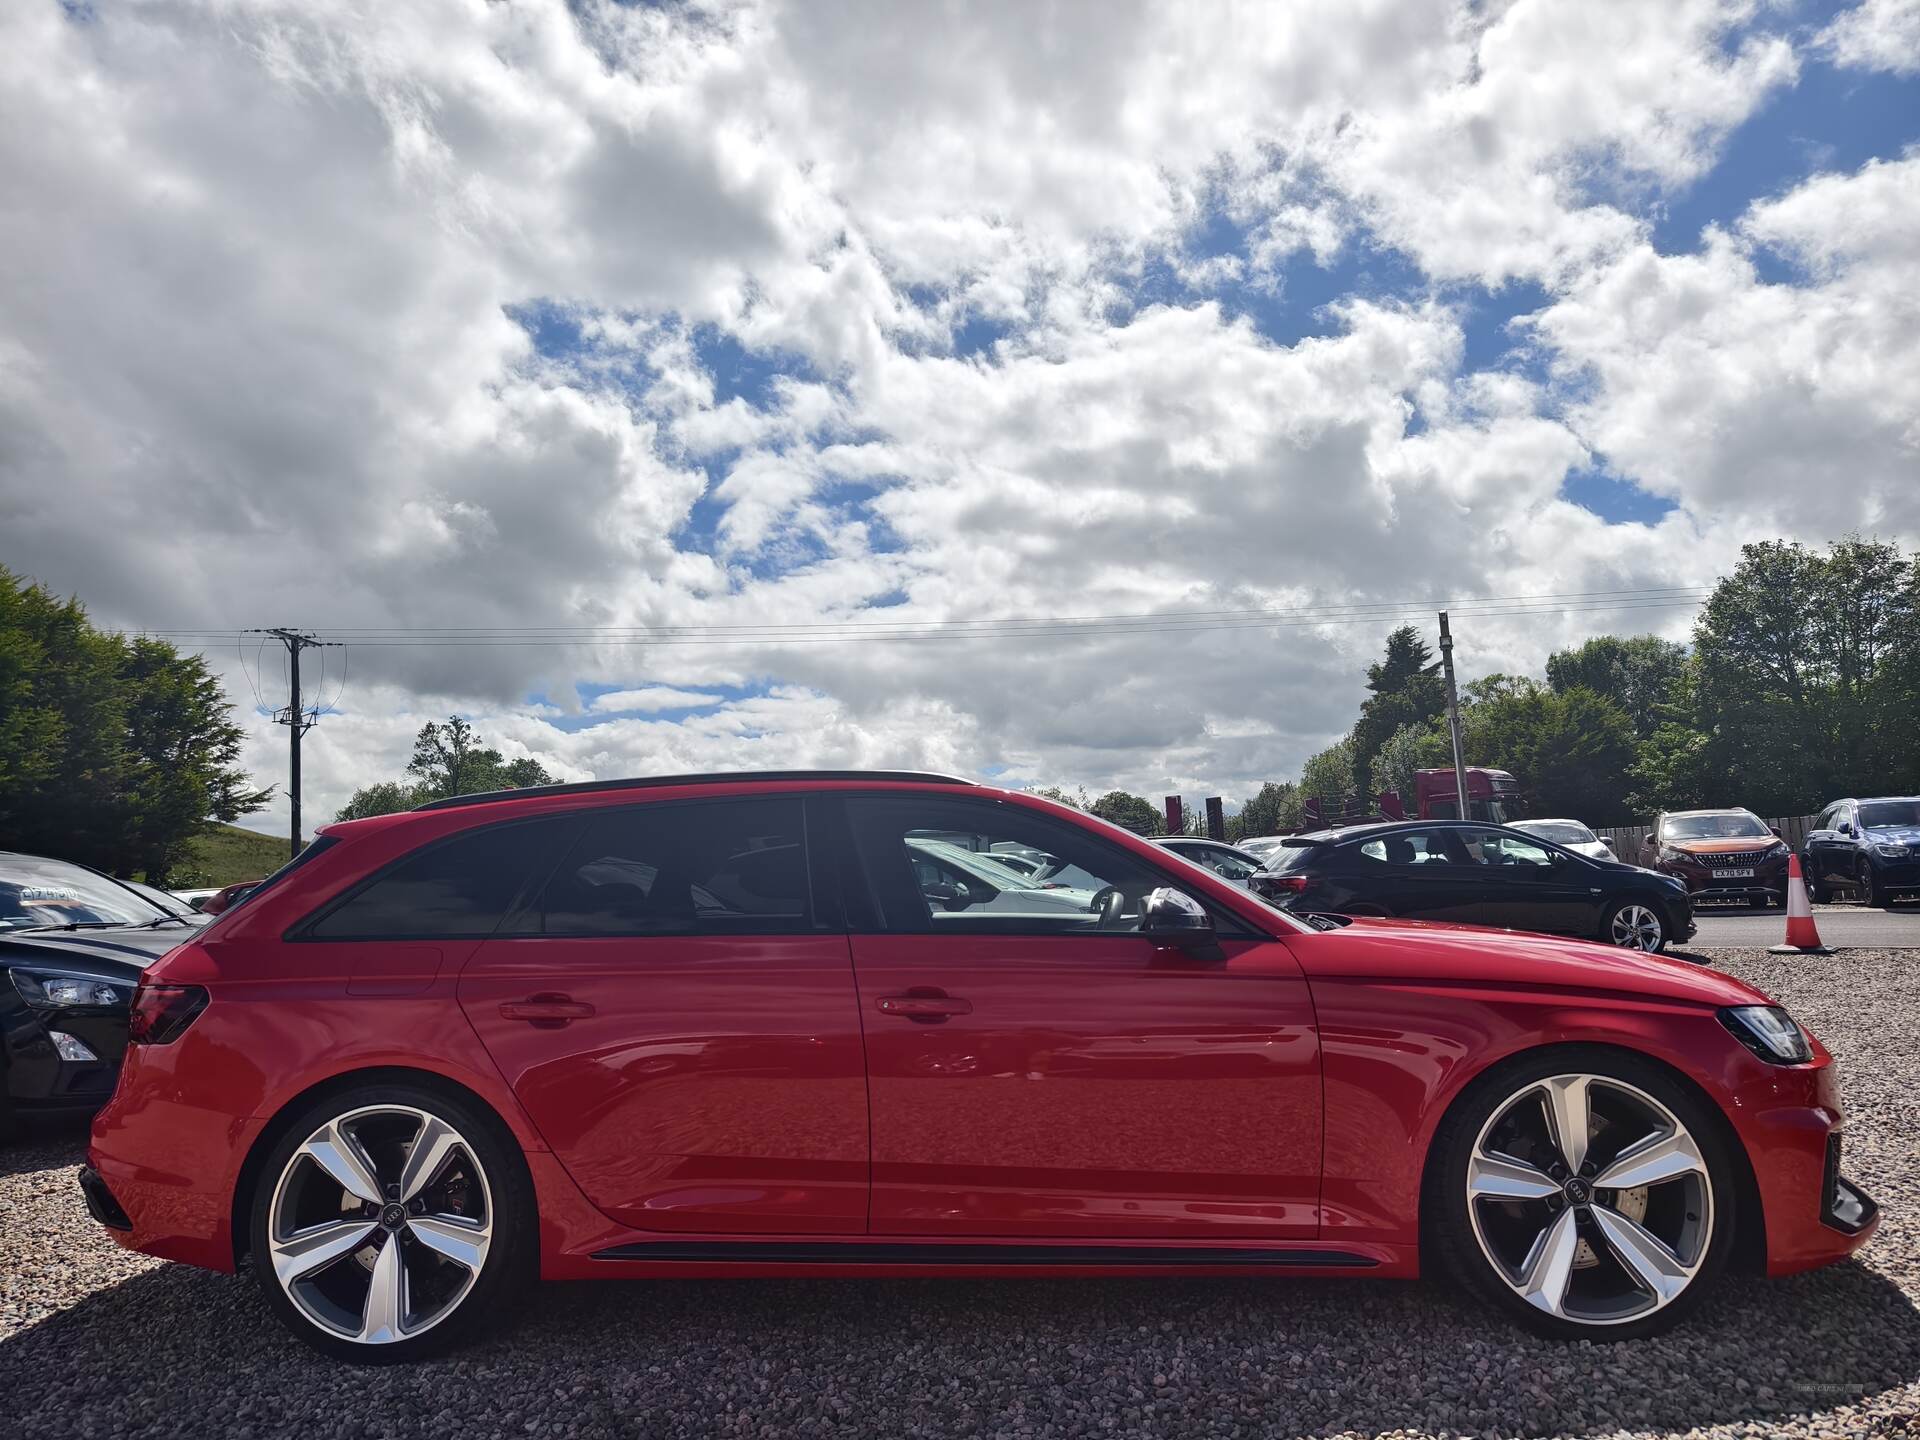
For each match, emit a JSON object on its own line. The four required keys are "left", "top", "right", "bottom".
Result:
{"left": 1769, "top": 826, "right": 1782, "bottom": 838}
{"left": 1642, "top": 834, "right": 1657, "bottom": 850}
{"left": 1839, "top": 822, "right": 1855, "bottom": 838}
{"left": 923, "top": 880, "right": 972, "bottom": 912}
{"left": 1141, "top": 887, "right": 1220, "bottom": 956}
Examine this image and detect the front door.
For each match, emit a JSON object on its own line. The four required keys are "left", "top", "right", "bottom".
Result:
{"left": 457, "top": 795, "right": 869, "bottom": 1234}
{"left": 1453, "top": 827, "right": 1596, "bottom": 935}
{"left": 840, "top": 794, "right": 1321, "bottom": 1240}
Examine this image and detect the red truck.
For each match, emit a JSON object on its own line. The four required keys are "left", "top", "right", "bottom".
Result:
{"left": 1302, "top": 767, "right": 1527, "bottom": 828}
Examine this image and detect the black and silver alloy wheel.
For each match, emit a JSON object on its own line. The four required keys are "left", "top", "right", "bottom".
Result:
{"left": 1464, "top": 1073, "right": 1713, "bottom": 1330}
{"left": 1605, "top": 901, "right": 1665, "bottom": 952}
{"left": 250, "top": 1083, "right": 530, "bottom": 1362}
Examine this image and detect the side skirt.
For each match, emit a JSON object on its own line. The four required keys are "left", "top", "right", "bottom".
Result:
{"left": 590, "top": 1240, "right": 1380, "bottom": 1267}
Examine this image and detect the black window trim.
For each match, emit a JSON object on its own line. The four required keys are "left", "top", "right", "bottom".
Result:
{"left": 830, "top": 791, "right": 1261, "bottom": 941}
{"left": 285, "top": 814, "right": 585, "bottom": 943}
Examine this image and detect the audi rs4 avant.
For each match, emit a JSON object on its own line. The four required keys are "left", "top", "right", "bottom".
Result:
{"left": 83, "top": 773, "right": 1876, "bottom": 1362}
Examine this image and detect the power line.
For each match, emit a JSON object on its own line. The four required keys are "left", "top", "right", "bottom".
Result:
{"left": 246, "top": 629, "right": 342, "bottom": 861}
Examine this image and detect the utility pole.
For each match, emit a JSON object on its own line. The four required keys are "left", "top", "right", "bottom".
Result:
{"left": 1437, "top": 611, "right": 1470, "bottom": 822}
{"left": 250, "top": 629, "right": 341, "bottom": 859}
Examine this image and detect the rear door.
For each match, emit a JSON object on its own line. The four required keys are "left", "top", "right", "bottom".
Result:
{"left": 457, "top": 794, "right": 869, "bottom": 1234}
{"left": 840, "top": 793, "right": 1321, "bottom": 1241}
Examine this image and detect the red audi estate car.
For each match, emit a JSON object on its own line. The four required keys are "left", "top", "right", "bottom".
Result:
{"left": 83, "top": 772, "right": 1876, "bottom": 1362}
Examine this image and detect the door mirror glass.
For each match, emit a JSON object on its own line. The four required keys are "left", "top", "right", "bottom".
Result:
{"left": 1769, "top": 826, "right": 1782, "bottom": 838}
{"left": 1643, "top": 834, "right": 1657, "bottom": 849}
{"left": 1839, "top": 822, "right": 1855, "bottom": 837}
{"left": 1141, "top": 887, "right": 1218, "bottom": 951}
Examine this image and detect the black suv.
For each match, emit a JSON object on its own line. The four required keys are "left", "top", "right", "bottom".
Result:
{"left": 1803, "top": 797, "right": 1920, "bottom": 907}
{"left": 1248, "top": 820, "right": 1695, "bottom": 953}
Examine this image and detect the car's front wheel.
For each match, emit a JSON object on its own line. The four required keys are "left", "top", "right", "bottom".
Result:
{"left": 1429, "top": 1049, "right": 1735, "bottom": 1340}
{"left": 248, "top": 1081, "right": 533, "bottom": 1363}
{"left": 1601, "top": 899, "right": 1666, "bottom": 952}
{"left": 1856, "top": 858, "right": 1887, "bottom": 908}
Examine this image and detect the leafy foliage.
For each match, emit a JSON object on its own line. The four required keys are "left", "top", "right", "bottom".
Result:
{"left": 1298, "top": 737, "right": 1357, "bottom": 810}
{"left": 0, "top": 568, "right": 268, "bottom": 881}
{"left": 1349, "top": 626, "right": 1445, "bottom": 795}
{"left": 1087, "top": 790, "right": 1164, "bottom": 835}
{"left": 1545, "top": 634, "right": 1687, "bottom": 737}
{"left": 338, "top": 715, "right": 557, "bottom": 819}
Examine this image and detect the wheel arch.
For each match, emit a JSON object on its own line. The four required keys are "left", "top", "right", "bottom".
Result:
{"left": 230, "top": 1065, "right": 531, "bottom": 1269}
{"left": 1414, "top": 1040, "right": 1767, "bottom": 1277}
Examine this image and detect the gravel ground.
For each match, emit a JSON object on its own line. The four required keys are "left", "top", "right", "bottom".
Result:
{"left": 2, "top": 948, "right": 1916, "bottom": 1440}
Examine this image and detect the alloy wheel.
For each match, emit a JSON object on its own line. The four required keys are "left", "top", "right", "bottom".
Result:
{"left": 266, "top": 1105, "right": 493, "bottom": 1345}
{"left": 1608, "top": 904, "right": 1664, "bottom": 951}
{"left": 1466, "top": 1074, "right": 1713, "bottom": 1326}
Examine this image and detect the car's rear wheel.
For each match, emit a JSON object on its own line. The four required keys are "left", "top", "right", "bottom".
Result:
{"left": 1601, "top": 900, "right": 1666, "bottom": 952}
{"left": 1429, "top": 1050, "right": 1734, "bottom": 1340}
{"left": 248, "top": 1082, "right": 532, "bottom": 1363}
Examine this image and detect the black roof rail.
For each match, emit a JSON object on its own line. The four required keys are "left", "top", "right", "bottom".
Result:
{"left": 413, "top": 769, "right": 978, "bottom": 812}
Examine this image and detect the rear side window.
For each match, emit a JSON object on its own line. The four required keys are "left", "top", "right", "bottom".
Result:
{"left": 1263, "top": 841, "right": 1325, "bottom": 871}
{"left": 306, "top": 819, "right": 570, "bottom": 940}
{"left": 1355, "top": 831, "right": 1458, "bottom": 866}
{"left": 517, "top": 798, "right": 811, "bottom": 937}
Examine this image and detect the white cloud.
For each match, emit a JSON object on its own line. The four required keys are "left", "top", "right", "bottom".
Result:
{"left": 0, "top": 0, "right": 1913, "bottom": 833}
{"left": 1821, "top": 0, "right": 1920, "bottom": 75}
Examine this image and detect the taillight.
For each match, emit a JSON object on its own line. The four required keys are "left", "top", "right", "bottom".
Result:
{"left": 128, "top": 982, "right": 209, "bottom": 1045}
{"left": 1262, "top": 874, "right": 1310, "bottom": 892}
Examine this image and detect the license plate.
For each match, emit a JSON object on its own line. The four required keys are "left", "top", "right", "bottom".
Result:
{"left": 1720, "top": 867, "right": 1756, "bottom": 879}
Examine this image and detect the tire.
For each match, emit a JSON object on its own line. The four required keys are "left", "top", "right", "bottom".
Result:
{"left": 1806, "top": 867, "right": 1829, "bottom": 904}
{"left": 1857, "top": 859, "right": 1887, "bottom": 909}
{"left": 1426, "top": 1046, "right": 1736, "bottom": 1342}
{"left": 247, "top": 1080, "right": 534, "bottom": 1364}
{"left": 1600, "top": 899, "right": 1666, "bottom": 952}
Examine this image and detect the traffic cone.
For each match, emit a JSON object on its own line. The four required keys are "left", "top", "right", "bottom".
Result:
{"left": 1769, "top": 853, "right": 1833, "bottom": 955}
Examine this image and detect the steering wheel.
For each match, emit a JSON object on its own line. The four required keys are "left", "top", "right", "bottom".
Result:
{"left": 1088, "top": 885, "right": 1131, "bottom": 930}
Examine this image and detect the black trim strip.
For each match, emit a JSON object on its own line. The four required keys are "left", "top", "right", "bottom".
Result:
{"left": 590, "top": 1241, "right": 1377, "bottom": 1267}
{"left": 415, "top": 771, "right": 975, "bottom": 812}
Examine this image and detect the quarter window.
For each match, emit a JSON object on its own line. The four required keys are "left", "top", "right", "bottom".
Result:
{"left": 307, "top": 820, "right": 568, "bottom": 939}
{"left": 846, "top": 797, "right": 1168, "bottom": 934}
{"left": 519, "top": 798, "right": 811, "bottom": 937}
{"left": 1459, "top": 829, "right": 1555, "bottom": 869}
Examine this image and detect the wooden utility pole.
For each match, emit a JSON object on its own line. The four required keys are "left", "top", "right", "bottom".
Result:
{"left": 1437, "top": 611, "right": 1470, "bottom": 821}
{"left": 252, "top": 629, "right": 340, "bottom": 859}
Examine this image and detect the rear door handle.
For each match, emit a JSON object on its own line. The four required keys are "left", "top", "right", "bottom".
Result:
{"left": 876, "top": 990, "right": 972, "bottom": 1022}
{"left": 499, "top": 993, "right": 596, "bottom": 1027}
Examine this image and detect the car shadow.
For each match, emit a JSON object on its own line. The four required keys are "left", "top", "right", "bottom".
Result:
{"left": 1, "top": 1244, "right": 1915, "bottom": 1437}
{"left": 0, "top": 1119, "right": 90, "bottom": 1178}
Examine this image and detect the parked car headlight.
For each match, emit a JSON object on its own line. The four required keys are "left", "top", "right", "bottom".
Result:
{"left": 1718, "top": 1005, "right": 1813, "bottom": 1065}
{"left": 10, "top": 970, "right": 128, "bottom": 1008}
{"left": 1764, "top": 842, "right": 1789, "bottom": 859}
{"left": 1874, "top": 842, "right": 1911, "bottom": 858}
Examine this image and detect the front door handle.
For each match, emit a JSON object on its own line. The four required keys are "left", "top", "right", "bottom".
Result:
{"left": 499, "top": 993, "right": 596, "bottom": 1028}
{"left": 876, "top": 989, "right": 973, "bottom": 1022}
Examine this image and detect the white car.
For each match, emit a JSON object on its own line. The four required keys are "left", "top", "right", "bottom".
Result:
{"left": 1150, "top": 837, "right": 1268, "bottom": 887}
{"left": 905, "top": 838, "right": 1100, "bottom": 914}
{"left": 1510, "top": 818, "right": 1616, "bottom": 862}
{"left": 1237, "top": 835, "right": 1292, "bottom": 863}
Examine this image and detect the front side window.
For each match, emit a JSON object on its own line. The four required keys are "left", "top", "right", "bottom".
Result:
{"left": 1459, "top": 829, "right": 1555, "bottom": 870}
{"left": 307, "top": 822, "right": 567, "bottom": 939}
{"left": 521, "top": 798, "right": 811, "bottom": 937}
{"left": 847, "top": 796, "right": 1168, "bottom": 934}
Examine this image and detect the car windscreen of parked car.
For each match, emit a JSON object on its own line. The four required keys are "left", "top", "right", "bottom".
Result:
{"left": 1859, "top": 800, "right": 1920, "bottom": 828}
{"left": 0, "top": 854, "right": 171, "bottom": 930}
{"left": 1662, "top": 812, "right": 1770, "bottom": 840}
{"left": 1517, "top": 820, "right": 1598, "bottom": 847}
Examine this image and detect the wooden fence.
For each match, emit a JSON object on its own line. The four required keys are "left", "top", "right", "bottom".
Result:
{"left": 1593, "top": 814, "right": 1817, "bottom": 868}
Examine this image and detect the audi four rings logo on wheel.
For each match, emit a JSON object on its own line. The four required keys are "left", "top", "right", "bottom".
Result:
{"left": 81, "top": 771, "right": 1877, "bottom": 1363}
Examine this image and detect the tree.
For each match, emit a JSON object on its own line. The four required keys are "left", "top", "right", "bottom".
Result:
{"left": 1545, "top": 634, "right": 1687, "bottom": 737}
{"left": 406, "top": 716, "right": 555, "bottom": 800}
{"left": 1372, "top": 720, "right": 1452, "bottom": 811}
{"left": 1298, "top": 737, "right": 1356, "bottom": 809}
{"left": 1026, "top": 785, "right": 1087, "bottom": 809}
{"left": 1230, "top": 781, "right": 1302, "bottom": 841}
{"left": 1088, "top": 790, "right": 1163, "bottom": 835}
{"left": 336, "top": 781, "right": 425, "bottom": 821}
{"left": 1349, "top": 626, "right": 1445, "bottom": 796}
{"left": 1457, "top": 681, "right": 1638, "bottom": 824}
{"left": 0, "top": 567, "right": 267, "bottom": 880}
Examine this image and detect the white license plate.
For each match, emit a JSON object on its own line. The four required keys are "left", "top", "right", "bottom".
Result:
{"left": 1718, "top": 867, "right": 1756, "bottom": 879}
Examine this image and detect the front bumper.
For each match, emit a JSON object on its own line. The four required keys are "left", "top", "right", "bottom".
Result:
{"left": 2, "top": 1001, "right": 128, "bottom": 1112}
{"left": 1732, "top": 1056, "right": 1881, "bottom": 1276}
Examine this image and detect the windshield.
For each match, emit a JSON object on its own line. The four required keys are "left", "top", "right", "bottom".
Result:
{"left": 1859, "top": 801, "right": 1920, "bottom": 829}
{"left": 0, "top": 855, "right": 170, "bottom": 930}
{"left": 1519, "top": 821, "right": 1596, "bottom": 846}
{"left": 1662, "top": 812, "right": 1770, "bottom": 841}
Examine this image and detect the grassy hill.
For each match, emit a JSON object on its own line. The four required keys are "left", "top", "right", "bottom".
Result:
{"left": 177, "top": 823, "right": 290, "bottom": 886}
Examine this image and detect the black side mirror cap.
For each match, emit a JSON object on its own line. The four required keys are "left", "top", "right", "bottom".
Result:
{"left": 1141, "top": 887, "right": 1223, "bottom": 958}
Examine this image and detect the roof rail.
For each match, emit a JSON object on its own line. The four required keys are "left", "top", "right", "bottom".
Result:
{"left": 413, "top": 769, "right": 977, "bottom": 812}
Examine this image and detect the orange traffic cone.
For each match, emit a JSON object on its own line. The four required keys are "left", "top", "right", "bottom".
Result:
{"left": 1769, "top": 853, "right": 1833, "bottom": 955}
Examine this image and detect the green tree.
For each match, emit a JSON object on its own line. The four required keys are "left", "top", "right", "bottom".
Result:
{"left": 1298, "top": 737, "right": 1357, "bottom": 811}
{"left": 1229, "top": 781, "right": 1302, "bottom": 841}
{"left": 336, "top": 781, "right": 426, "bottom": 821}
{"left": 1457, "top": 681, "right": 1638, "bottom": 824}
{"left": 1372, "top": 720, "right": 1452, "bottom": 811}
{"left": 1026, "top": 785, "right": 1087, "bottom": 809}
{"left": 1545, "top": 634, "right": 1688, "bottom": 737}
{"left": 406, "top": 716, "right": 556, "bottom": 799}
{"left": 1088, "top": 790, "right": 1163, "bottom": 835}
{"left": 0, "top": 568, "right": 267, "bottom": 880}
{"left": 1350, "top": 626, "right": 1445, "bottom": 795}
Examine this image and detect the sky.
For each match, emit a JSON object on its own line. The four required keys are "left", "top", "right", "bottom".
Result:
{"left": 2, "top": 0, "right": 1917, "bottom": 833}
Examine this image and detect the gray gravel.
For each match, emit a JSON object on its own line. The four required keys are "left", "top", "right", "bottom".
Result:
{"left": 3, "top": 947, "right": 1917, "bottom": 1439}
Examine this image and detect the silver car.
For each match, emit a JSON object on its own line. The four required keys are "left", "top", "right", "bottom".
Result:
{"left": 1510, "top": 817, "right": 1615, "bottom": 862}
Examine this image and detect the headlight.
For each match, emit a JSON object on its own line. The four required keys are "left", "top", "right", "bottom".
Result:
{"left": 1766, "top": 842, "right": 1789, "bottom": 858}
{"left": 10, "top": 970, "right": 128, "bottom": 1008}
{"left": 1719, "top": 1005, "right": 1813, "bottom": 1065}
{"left": 1657, "top": 845, "right": 1685, "bottom": 863}
{"left": 1875, "top": 842, "right": 1910, "bottom": 858}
